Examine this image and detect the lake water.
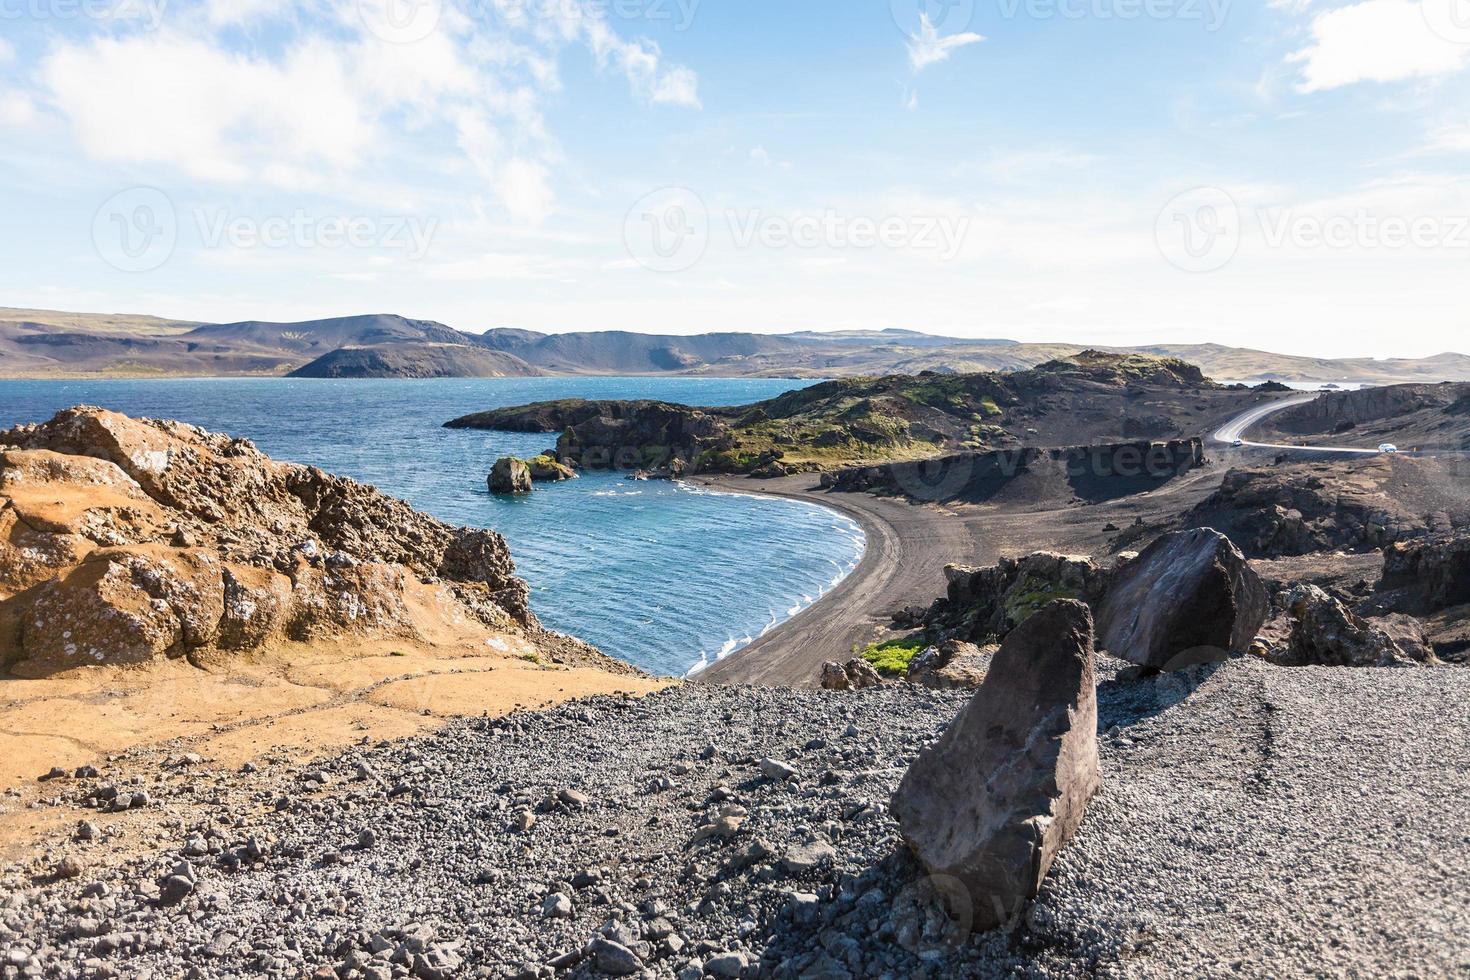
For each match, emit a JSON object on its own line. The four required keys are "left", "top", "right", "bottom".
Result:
{"left": 0, "top": 378, "right": 865, "bottom": 678}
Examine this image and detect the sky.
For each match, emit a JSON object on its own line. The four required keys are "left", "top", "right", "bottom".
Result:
{"left": 0, "top": 0, "right": 1468, "bottom": 357}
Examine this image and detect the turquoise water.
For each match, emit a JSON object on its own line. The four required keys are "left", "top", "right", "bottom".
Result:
{"left": 0, "top": 378, "right": 864, "bottom": 677}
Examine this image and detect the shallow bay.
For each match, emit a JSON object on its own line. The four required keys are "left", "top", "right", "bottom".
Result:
{"left": 0, "top": 377, "right": 865, "bottom": 677}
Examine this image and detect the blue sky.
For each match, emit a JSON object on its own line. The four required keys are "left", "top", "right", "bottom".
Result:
{"left": 0, "top": 0, "right": 1467, "bottom": 356}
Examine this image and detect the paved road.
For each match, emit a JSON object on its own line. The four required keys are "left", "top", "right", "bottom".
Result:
{"left": 1212, "top": 394, "right": 1383, "bottom": 455}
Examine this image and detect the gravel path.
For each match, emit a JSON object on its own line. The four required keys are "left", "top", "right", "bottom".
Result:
{"left": 3, "top": 658, "right": 1467, "bottom": 979}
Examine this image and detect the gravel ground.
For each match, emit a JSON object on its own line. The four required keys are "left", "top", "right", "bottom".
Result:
{"left": 3, "top": 658, "right": 1468, "bottom": 979}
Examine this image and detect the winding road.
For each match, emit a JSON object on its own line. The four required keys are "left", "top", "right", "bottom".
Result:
{"left": 1212, "top": 393, "right": 1383, "bottom": 455}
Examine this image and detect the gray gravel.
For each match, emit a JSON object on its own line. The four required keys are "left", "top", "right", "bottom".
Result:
{"left": 2, "top": 658, "right": 1468, "bottom": 979}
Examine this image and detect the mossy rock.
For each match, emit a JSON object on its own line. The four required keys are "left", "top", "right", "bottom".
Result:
{"left": 1002, "top": 574, "right": 1081, "bottom": 630}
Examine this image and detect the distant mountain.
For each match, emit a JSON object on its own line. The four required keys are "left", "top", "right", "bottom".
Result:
{"left": 0, "top": 311, "right": 540, "bottom": 379}
{"left": 1, "top": 306, "right": 1467, "bottom": 386}
{"left": 189, "top": 314, "right": 468, "bottom": 352}
{"left": 289, "top": 343, "right": 541, "bottom": 379}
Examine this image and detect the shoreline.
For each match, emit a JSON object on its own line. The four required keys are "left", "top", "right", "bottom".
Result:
{"left": 688, "top": 472, "right": 974, "bottom": 688}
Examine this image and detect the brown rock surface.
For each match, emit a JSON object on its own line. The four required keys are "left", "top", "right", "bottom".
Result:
{"left": 818, "top": 658, "right": 882, "bottom": 691}
{"left": 905, "top": 640, "right": 993, "bottom": 690}
{"left": 0, "top": 407, "right": 621, "bottom": 677}
{"left": 892, "top": 600, "right": 1100, "bottom": 929}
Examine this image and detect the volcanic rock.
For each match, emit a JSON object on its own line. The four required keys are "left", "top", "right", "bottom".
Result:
{"left": 905, "top": 640, "right": 992, "bottom": 690}
{"left": 1378, "top": 531, "right": 1470, "bottom": 613}
{"left": 892, "top": 600, "right": 1100, "bottom": 930}
{"left": 1273, "top": 585, "right": 1426, "bottom": 667}
{"left": 488, "top": 457, "right": 533, "bottom": 495}
{"left": 924, "top": 553, "right": 1110, "bottom": 644}
{"left": 525, "top": 455, "right": 576, "bottom": 482}
{"left": 1096, "top": 528, "right": 1268, "bottom": 670}
{"left": 818, "top": 658, "right": 882, "bottom": 691}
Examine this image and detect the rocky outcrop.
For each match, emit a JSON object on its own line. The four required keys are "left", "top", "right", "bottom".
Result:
{"left": 526, "top": 455, "right": 576, "bottom": 482}
{"left": 820, "top": 439, "right": 1206, "bottom": 503}
{"left": 489, "top": 457, "right": 533, "bottom": 495}
{"left": 449, "top": 400, "right": 734, "bottom": 474}
{"left": 1266, "top": 383, "right": 1470, "bottom": 449}
{"left": 922, "top": 553, "right": 1111, "bottom": 645}
{"left": 1096, "top": 528, "right": 1268, "bottom": 670}
{"left": 1184, "top": 458, "right": 1448, "bottom": 558}
{"left": 818, "top": 658, "right": 882, "bottom": 692}
{"left": 892, "top": 600, "right": 1100, "bottom": 930}
{"left": 0, "top": 407, "right": 619, "bottom": 677}
{"left": 905, "top": 640, "right": 992, "bottom": 690}
{"left": 1378, "top": 532, "right": 1470, "bottom": 613}
{"left": 1267, "top": 585, "right": 1429, "bottom": 668}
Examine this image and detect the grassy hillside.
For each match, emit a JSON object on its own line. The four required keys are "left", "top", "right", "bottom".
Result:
{"left": 448, "top": 351, "right": 1262, "bottom": 474}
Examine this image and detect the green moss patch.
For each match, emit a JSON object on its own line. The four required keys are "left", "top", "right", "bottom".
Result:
{"left": 1002, "top": 574, "right": 1081, "bottom": 628}
{"left": 859, "top": 635, "right": 929, "bottom": 677}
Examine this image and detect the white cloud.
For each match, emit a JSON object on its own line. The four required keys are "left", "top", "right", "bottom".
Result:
{"left": 909, "top": 13, "right": 985, "bottom": 72}
{"left": 1291, "top": 0, "right": 1470, "bottom": 92}
{"left": 31, "top": 0, "right": 697, "bottom": 220}
{"left": 0, "top": 91, "right": 36, "bottom": 128}
{"left": 205, "top": 0, "right": 297, "bottom": 28}
{"left": 750, "top": 146, "right": 771, "bottom": 166}
{"left": 0, "top": 37, "right": 14, "bottom": 64}
{"left": 651, "top": 66, "right": 701, "bottom": 108}
{"left": 1424, "top": 121, "right": 1470, "bottom": 153}
{"left": 41, "top": 34, "right": 373, "bottom": 187}
{"left": 497, "top": 158, "right": 554, "bottom": 224}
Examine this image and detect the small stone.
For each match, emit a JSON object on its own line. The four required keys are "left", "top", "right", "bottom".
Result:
{"left": 589, "top": 938, "right": 641, "bottom": 976}
{"left": 758, "top": 758, "right": 797, "bottom": 782}
{"left": 158, "top": 874, "right": 195, "bottom": 906}
{"left": 706, "top": 951, "right": 748, "bottom": 977}
{"left": 692, "top": 815, "right": 745, "bottom": 843}
{"left": 75, "top": 821, "right": 101, "bottom": 842}
{"left": 54, "top": 855, "right": 84, "bottom": 880}
{"left": 556, "top": 788, "right": 589, "bottom": 809}
{"left": 358, "top": 829, "right": 378, "bottom": 850}
{"left": 782, "top": 840, "right": 836, "bottom": 875}
{"left": 513, "top": 810, "right": 537, "bottom": 833}
{"left": 541, "top": 893, "right": 573, "bottom": 919}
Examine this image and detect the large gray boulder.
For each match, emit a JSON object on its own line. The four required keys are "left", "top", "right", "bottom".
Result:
{"left": 488, "top": 457, "right": 533, "bottom": 495}
{"left": 1095, "top": 528, "right": 1268, "bottom": 670}
{"left": 892, "top": 600, "right": 1100, "bottom": 930}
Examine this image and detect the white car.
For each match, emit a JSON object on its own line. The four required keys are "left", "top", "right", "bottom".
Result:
{"left": 1231, "top": 439, "right": 1244, "bottom": 448}
{"left": 1379, "top": 444, "right": 1399, "bottom": 454}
